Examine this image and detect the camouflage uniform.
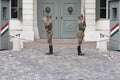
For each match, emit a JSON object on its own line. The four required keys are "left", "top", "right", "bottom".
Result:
{"left": 44, "top": 15, "right": 53, "bottom": 55}
{"left": 77, "top": 15, "right": 86, "bottom": 56}
{"left": 44, "top": 16, "right": 53, "bottom": 45}
{"left": 77, "top": 20, "right": 86, "bottom": 45}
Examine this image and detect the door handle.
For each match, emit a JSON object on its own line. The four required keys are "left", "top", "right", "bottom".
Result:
{"left": 61, "top": 17, "right": 62, "bottom": 20}
{"left": 56, "top": 17, "right": 57, "bottom": 20}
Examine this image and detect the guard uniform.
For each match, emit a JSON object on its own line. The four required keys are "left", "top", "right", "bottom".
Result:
{"left": 44, "top": 15, "right": 53, "bottom": 55}
{"left": 77, "top": 14, "right": 86, "bottom": 56}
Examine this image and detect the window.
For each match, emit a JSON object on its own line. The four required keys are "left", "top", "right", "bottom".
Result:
{"left": 100, "top": 0, "right": 106, "bottom": 18}
{"left": 3, "top": 7, "right": 7, "bottom": 20}
{"left": 96, "top": 0, "right": 109, "bottom": 19}
{"left": 112, "top": 8, "right": 117, "bottom": 19}
{"left": 11, "top": 0, "right": 18, "bottom": 18}
{"left": 11, "top": 0, "right": 22, "bottom": 20}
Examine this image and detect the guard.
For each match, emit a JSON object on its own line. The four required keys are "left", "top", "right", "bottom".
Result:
{"left": 43, "top": 15, "right": 53, "bottom": 55}
{"left": 77, "top": 14, "right": 86, "bottom": 56}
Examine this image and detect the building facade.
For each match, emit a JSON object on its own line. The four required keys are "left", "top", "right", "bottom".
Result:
{"left": 9, "top": 0, "right": 110, "bottom": 41}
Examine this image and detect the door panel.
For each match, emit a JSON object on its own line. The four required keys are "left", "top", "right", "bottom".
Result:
{"left": 60, "top": 0, "right": 81, "bottom": 38}
{"left": 38, "top": 0, "right": 81, "bottom": 39}
{"left": 38, "top": 0, "right": 59, "bottom": 38}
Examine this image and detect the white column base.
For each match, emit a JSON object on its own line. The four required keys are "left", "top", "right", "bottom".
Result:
{"left": 12, "top": 34, "right": 23, "bottom": 51}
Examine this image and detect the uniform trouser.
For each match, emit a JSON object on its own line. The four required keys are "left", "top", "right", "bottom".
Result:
{"left": 77, "top": 30, "right": 84, "bottom": 45}
{"left": 77, "top": 30, "right": 84, "bottom": 54}
{"left": 46, "top": 31, "right": 53, "bottom": 45}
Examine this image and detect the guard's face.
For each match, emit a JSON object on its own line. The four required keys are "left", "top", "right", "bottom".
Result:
{"left": 80, "top": 17, "right": 83, "bottom": 21}
{"left": 47, "top": 16, "right": 51, "bottom": 20}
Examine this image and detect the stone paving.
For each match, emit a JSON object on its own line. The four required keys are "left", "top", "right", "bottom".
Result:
{"left": 0, "top": 39, "right": 120, "bottom": 80}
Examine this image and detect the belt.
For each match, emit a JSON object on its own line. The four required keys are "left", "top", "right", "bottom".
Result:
{"left": 79, "top": 28, "right": 85, "bottom": 32}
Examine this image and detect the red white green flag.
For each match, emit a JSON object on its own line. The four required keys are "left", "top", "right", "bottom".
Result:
{"left": 1, "top": 23, "right": 9, "bottom": 36}
{"left": 110, "top": 23, "right": 119, "bottom": 37}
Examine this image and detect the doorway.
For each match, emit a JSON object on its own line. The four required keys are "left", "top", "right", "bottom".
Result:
{"left": 37, "top": 0, "right": 81, "bottom": 39}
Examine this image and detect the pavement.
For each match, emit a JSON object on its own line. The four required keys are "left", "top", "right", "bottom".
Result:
{"left": 0, "top": 39, "right": 120, "bottom": 80}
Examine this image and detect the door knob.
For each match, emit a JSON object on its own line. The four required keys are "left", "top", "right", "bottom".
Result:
{"left": 61, "top": 17, "right": 63, "bottom": 20}
{"left": 56, "top": 17, "right": 57, "bottom": 20}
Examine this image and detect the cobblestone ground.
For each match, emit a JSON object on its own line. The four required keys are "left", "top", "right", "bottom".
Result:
{"left": 0, "top": 39, "right": 120, "bottom": 80}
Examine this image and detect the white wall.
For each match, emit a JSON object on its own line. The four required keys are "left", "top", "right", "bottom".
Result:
{"left": 85, "top": 0, "right": 96, "bottom": 31}
{"left": 96, "top": 19, "right": 110, "bottom": 30}
{"left": 9, "top": 20, "right": 23, "bottom": 30}
{"left": 33, "top": 0, "right": 40, "bottom": 39}
{"left": 84, "top": 0, "right": 97, "bottom": 41}
{"left": 22, "top": 0, "right": 34, "bottom": 41}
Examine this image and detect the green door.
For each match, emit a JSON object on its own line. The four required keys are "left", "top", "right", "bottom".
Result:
{"left": 38, "top": 0, "right": 59, "bottom": 38}
{"left": 60, "top": 0, "right": 81, "bottom": 38}
{"left": 38, "top": 0, "right": 81, "bottom": 39}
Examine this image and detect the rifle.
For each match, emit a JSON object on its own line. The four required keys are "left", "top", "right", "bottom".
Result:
{"left": 83, "top": 0, "right": 86, "bottom": 27}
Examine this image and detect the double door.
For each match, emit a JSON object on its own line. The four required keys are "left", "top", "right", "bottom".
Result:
{"left": 38, "top": 0, "right": 81, "bottom": 38}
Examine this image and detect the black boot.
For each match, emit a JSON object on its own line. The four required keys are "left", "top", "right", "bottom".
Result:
{"left": 50, "top": 45, "right": 53, "bottom": 54}
{"left": 77, "top": 46, "right": 84, "bottom": 56}
{"left": 46, "top": 45, "right": 53, "bottom": 55}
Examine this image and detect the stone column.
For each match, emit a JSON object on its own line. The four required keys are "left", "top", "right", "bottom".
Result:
{"left": 84, "top": 0, "right": 97, "bottom": 41}
{"left": 22, "top": 0, "right": 34, "bottom": 41}
{"left": 33, "top": 0, "right": 40, "bottom": 40}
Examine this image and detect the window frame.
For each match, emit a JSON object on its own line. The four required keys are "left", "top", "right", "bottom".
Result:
{"left": 96, "top": 0, "right": 109, "bottom": 20}
{"left": 11, "top": 0, "right": 18, "bottom": 19}
{"left": 10, "top": 0, "right": 23, "bottom": 21}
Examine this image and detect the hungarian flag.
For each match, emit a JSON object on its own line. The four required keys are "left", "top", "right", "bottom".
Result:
{"left": 110, "top": 23, "right": 119, "bottom": 37}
